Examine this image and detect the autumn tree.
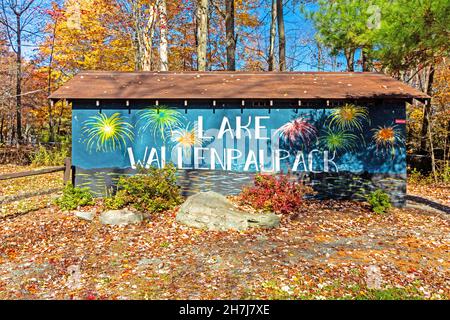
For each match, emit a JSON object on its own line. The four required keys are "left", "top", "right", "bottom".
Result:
{"left": 40, "top": 0, "right": 134, "bottom": 78}
{"left": 0, "top": 0, "right": 42, "bottom": 144}
{"left": 166, "top": 1, "right": 196, "bottom": 71}
{"left": 36, "top": 0, "right": 134, "bottom": 140}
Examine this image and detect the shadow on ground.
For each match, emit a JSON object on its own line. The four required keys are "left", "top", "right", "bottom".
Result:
{"left": 406, "top": 195, "right": 450, "bottom": 214}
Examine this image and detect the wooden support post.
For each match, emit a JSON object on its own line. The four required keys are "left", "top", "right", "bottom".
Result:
{"left": 64, "top": 158, "right": 72, "bottom": 185}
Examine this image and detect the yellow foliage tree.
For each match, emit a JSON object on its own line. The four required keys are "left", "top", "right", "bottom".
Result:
{"left": 39, "top": 0, "right": 134, "bottom": 87}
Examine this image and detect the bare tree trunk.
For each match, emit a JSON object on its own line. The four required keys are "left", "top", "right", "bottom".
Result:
{"left": 317, "top": 41, "right": 323, "bottom": 71}
{"left": 196, "top": 0, "right": 208, "bottom": 71}
{"left": 132, "top": 0, "right": 143, "bottom": 70}
{"left": 426, "top": 106, "right": 438, "bottom": 183}
{"left": 182, "top": 24, "right": 188, "bottom": 70}
{"left": 143, "top": 4, "right": 157, "bottom": 71}
{"left": 0, "top": 114, "right": 4, "bottom": 144}
{"left": 276, "top": 0, "right": 285, "bottom": 71}
{"left": 225, "top": 0, "right": 236, "bottom": 71}
{"left": 268, "top": 0, "right": 277, "bottom": 71}
{"left": 47, "top": 14, "right": 58, "bottom": 142}
{"left": 158, "top": 0, "right": 169, "bottom": 71}
{"left": 331, "top": 55, "right": 337, "bottom": 71}
{"left": 56, "top": 100, "right": 65, "bottom": 135}
{"left": 207, "top": 2, "right": 212, "bottom": 71}
{"left": 344, "top": 48, "right": 355, "bottom": 72}
{"left": 361, "top": 48, "right": 370, "bottom": 71}
{"left": 9, "top": 111, "right": 15, "bottom": 145}
{"left": 420, "top": 65, "right": 435, "bottom": 152}
{"left": 132, "top": 1, "right": 157, "bottom": 71}
{"left": 132, "top": 34, "right": 140, "bottom": 71}
{"left": 15, "top": 14, "right": 22, "bottom": 144}
{"left": 443, "top": 119, "right": 449, "bottom": 168}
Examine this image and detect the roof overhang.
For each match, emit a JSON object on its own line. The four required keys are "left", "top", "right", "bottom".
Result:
{"left": 49, "top": 71, "right": 431, "bottom": 101}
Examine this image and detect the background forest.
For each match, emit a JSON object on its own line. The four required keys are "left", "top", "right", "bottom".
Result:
{"left": 0, "top": 0, "right": 448, "bottom": 180}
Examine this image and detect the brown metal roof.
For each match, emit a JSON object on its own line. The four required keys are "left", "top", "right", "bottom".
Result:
{"left": 49, "top": 71, "right": 429, "bottom": 100}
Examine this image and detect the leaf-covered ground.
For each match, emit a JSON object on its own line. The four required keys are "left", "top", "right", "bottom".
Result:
{"left": 0, "top": 165, "right": 449, "bottom": 300}
{"left": 0, "top": 165, "right": 63, "bottom": 217}
{"left": 408, "top": 183, "right": 450, "bottom": 206}
{"left": 0, "top": 201, "right": 449, "bottom": 300}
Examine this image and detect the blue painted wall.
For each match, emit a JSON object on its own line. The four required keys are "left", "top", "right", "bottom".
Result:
{"left": 72, "top": 101, "right": 406, "bottom": 175}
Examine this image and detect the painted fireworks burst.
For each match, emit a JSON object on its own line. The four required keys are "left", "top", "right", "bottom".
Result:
{"left": 372, "top": 125, "right": 403, "bottom": 156}
{"left": 137, "top": 107, "right": 183, "bottom": 140}
{"left": 171, "top": 122, "right": 203, "bottom": 156}
{"left": 319, "top": 128, "right": 358, "bottom": 153}
{"left": 328, "top": 104, "right": 369, "bottom": 131}
{"left": 275, "top": 117, "right": 317, "bottom": 146}
{"left": 82, "top": 112, "right": 134, "bottom": 152}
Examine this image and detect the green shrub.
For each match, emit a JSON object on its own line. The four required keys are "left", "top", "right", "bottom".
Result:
{"left": 367, "top": 189, "right": 392, "bottom": 214}
{"left": 407, "top": 168, "right": 434, "bottom": 185}
{"left": 408, "top": 166, "right": 450, "bottom": 185}
{"left": 104, "top": 190, "right": 129, "bottom": 210}
{"left": 31, "top": 144, "right": 69, "bottom": 167}
{"left": 443, "top": 165, "right": 450, "bottom": 184}
{"left": 55, "top": 183, "right": 94, "bottom": 211}
{"left": 105, "top": 165, "right": 183, "bottom": 214}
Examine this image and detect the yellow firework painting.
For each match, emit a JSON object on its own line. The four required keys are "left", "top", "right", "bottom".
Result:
{"left": 82, "top": 112, "right": 134, "bottom": 152}
{"left": 328, "top": 104, "right": 369, "bottom": 131}
{"left": 171, "top": 122, "right": 203, "bottom": 156}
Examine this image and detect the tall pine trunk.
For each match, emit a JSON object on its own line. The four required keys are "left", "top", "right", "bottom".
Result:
{"left": 276, "top": 0, "right": 285, "bottom": 71}
{"left": 225, "top": 0, "right": 236, "bottom": 71}
{"left": 196, "top": 0, "right": 208, "bottom": 71}
{"left": 268, "top": 0, "right": 277, "bottom": 71}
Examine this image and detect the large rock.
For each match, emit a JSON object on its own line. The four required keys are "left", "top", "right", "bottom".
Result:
{"left": 74, "top": 211, "right": 94, "bottom": 221}
{"left": 176, "top": 191, "right": 280, "bottom": 231}
{"left": 99, "top": 209, "right": 144, "bottom": 226}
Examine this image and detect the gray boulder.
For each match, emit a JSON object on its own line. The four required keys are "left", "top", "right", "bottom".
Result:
{"left": 74, "top": 211, "right": 94, "bottom": 221}
{"left": 99, "top": 209, "right": 144, "bottom": 226}
{"left": 176, "top": 191, "right": 280, "bottom": 231}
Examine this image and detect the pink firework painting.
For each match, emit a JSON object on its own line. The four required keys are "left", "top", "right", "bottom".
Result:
{"left": 275, "top": 117, "right": 318, "bottom": 146}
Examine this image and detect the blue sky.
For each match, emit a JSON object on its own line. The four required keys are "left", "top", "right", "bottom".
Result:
{"left": 239, "top": 1, "right": 351, "bottom": 72}
{"left": 19, "top": 0, "right": 351, "bottom": 72}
